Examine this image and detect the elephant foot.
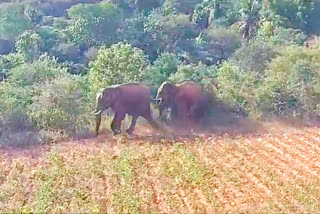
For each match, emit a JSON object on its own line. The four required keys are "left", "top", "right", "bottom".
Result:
{"left": 126, "top": 128, "right": 134, "bottom": 135}
{"left": 112, "top": 129, "right": 121, "bottom": 135}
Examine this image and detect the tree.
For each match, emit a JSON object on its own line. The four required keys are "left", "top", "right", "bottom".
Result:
{"left": 66, "top": 2, "right": 124, "bottom": 47}
{"left": 145, "top": 52, "right": 182, "bottom": 85}
{"left": 236, "top": 0, "right": 262, "bottom": 40}
{"left": 144, "top": 9, "right": 198, "bottom": 56}
{"left": 267, "top": 0, "right": 320, "bottom": 35}
{"left": 88, "top": 42, "right": 149, "bottom": 92}
{"left": 0, "top": 3, "right": 33, "bottom": 39}
{"left": 163, "top": 0, "right": 200, "bottom": 15}
{"left": 15, "top": 31, "right": 43, "bottom": 62}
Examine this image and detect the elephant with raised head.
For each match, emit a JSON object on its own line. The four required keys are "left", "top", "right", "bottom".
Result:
{"left": 156, "top": 81, "right": 210, "bottom": 121}
{"left": 92, "top": 83, "right": 160, "bottom": 135}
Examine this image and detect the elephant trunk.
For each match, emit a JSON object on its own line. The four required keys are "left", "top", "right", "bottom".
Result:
{"left": 95, "top": 113, "right": 102, "bottom": 136}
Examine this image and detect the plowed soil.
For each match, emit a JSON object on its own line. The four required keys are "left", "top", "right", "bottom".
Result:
{"left": 0, "top": 119, "right": 320, "bottom": 213}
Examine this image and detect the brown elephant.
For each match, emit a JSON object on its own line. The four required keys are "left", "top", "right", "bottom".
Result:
{"left": 156, "top": 81, "right": 210, "bottom": 121}
{"left": 92, "top": 83, "right": 160, "bottom": 135}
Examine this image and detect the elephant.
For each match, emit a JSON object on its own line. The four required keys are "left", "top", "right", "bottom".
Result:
{"left": 92, "top": 83, "right": 161, "bottom": 135}
{"left": 155, "top": 81, "right": 210, "bottom": 122}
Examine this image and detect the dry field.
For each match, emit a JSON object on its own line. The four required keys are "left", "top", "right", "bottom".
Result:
{"left": 0, "top": 119, "right": 320, "bottom": 213}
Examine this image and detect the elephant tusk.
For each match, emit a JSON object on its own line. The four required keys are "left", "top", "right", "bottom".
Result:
{"left": 92, "top": 110, "right": 102, "bottom": 115}
{"left": 154, "top": 98, "right": 162, "bottom": 104}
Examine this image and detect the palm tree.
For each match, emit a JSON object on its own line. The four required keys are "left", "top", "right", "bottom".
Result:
{"left": 236, "top": 0, "right": 261, "bottom": 40}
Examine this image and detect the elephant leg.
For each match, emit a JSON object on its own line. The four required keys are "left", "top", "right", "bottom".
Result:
{"left": 111, "top": 112, "right": 125, "bottom": 135}
{"left": 177, "top": 103, "right": 188, "bottom": 121}
{"left": 188, "top": 104, "right": 199, "bottom": 120}
{"left": 143, "top": 113, "right": 160, "bottom": 131}
{"left": 126, "top": 115, "right": 138, "bottom": 135}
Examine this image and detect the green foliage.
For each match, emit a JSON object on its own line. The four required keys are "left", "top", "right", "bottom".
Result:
{"left": 0, "top": 53, "right": 25, "bottom": 80}
{"left": 0, "top": 3, "right": 33, "bottom": 39}
{"left": 268, "top": 0, "right": 320, "bottom": 34}
{"left": 144, "top": 10, "right": 198, "bottom": 53}
{"left": 88, "top": 42, "right": 148, "bottom": 92}
{"left": 51, "top": 42, "right": 81, "bottom": 62}
{"left": 190, "top": 26, "right": 242, "bottom": 65}
{"left": 36, "top": 26, "right": 59, "bottom": 52}
{"left": 145, "top": 52, "right": 181, "bottom": 85}
{"left": 163, "top": 0, "right": 199, "bottom": 14}
{"left": 15, "top": 31, "right": 43, "bottom": 61}
{"left": 2, "top": 0, "right": 320, "bottom": 137}
{"left": 268, "top": 27, "right": 307, "bottom": 46}
{"left": 235, "top": 0, "right": 262, "bottom": 40}
{"left": 256, "top": 46, "right": 320, "bottom": 117}
{"left": 0, "top": 56, "right": 68, "bottom": 134}
{"left": 0, "top": 82, "right": 34, "bottom": 134}
{"left": 28, "top": 75, "right": 91, "bottom": 135}
{"left": 66, "top": 2, "right": 124, "bottom": 46}
{"left": 231, "top": 39, "right": 277, "bottom": 74}
{"left": 7, "top": 55, "right": 67, "bottom": 88}
{"left": 216, "top": 61, "right": 260, "bottom": 116}
{"left": 169, "top": 62, "right": 218, "bottom": 90}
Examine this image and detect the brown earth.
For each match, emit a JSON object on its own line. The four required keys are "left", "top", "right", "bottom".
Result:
{"left": 0, "top": 118, "right": 320, "bottom": 213}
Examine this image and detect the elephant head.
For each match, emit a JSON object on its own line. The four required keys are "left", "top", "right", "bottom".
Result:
{"left": 92, "top": 86, "right": 121, "bottom": 135}
{"left": 156, "top": 82, "right": 178, "bottom": 118}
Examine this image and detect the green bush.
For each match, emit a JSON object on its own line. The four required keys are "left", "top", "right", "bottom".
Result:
{"left": 256, "top": 46, "right": 320, "bottom": 117}
{"left": 16, "top": 30, "right": 43, "bottom": 61}
{"left": 231, "top": 39, "right": 277, "bottom": 74}
{"left": 269, "top": 27, "right": 307, "bottom": 46}
{"left": 0, "top": 53, "right": 25, "bottom": 80}
{"left": 0, "top": 82, "right": 34, "bottom": 134}
{"left": 66, "top": 2, "right": 124, "bottom": 46}
{"left": 27, "top": 75, "right": 91, "bottom": 135}
{"left": 0, "top": 3, "right": 33, "bottom": 39}
{"left": 0, "top": 56, "right": 69, "bottom": 135}
{"left": 88, "top": 42, "right": 149, "bottom": 92}
{"left": 145, "top": 52, "right": 181, "bottom": 85}
{"left": 189, "top": 26, "right": 242, "bottom": 65}
{"left": 51, "top": 42, "right": 81, "bottom": 62}
{"left": 169, "top": 62, "right": 218, "bottom": 90}
{"left": 216, "top": 62, "right": 260, "bottom": 117}
{"left": 7, "top": 55, "right": 67, "bottom": 87}
{"left": 144, "top": 10, "right": 198, "bottom": 54}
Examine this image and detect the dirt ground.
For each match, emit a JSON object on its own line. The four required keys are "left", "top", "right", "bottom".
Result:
{"left": 0, "top": 117, "right": 320, "bottom": 213}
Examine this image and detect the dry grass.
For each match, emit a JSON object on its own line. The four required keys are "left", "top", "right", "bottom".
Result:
{"left": 0, "top": 120, "right": 320, "bottom": 213}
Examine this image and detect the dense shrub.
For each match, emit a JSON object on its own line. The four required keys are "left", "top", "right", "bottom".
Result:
{"left": 231, "top": 39, "right": 277, "bottom": 74}
{"left": 256, "top": 46, "right": 320, "bottom": 117}
{"left": 36, "top": 26, "right": 59, "bottom": 52}
{"left": 0, "top": 3, "right": 33, "bottom": 39}
{"left": 0, "top": 53, "right": 25, "bottom": 81}
{"left": 145, "top": 52, "right": 181, "bottom": 85}
{"left": 0, "top": 82, "right": 35, "bottom": 140}
{"left": 7, "top": 55, "right": 67, "bottom": 87}
{"left": 66, "top": 2, "right": 124, "bottom": 47}
{"left": 88, "top": 42, "right": 149, "bottom": 92}
{"left": 144, "top": 10, "right": 198, "bottom": 54}
{"left": 51, "top": 42, "right": 81, "bottom": 62}
{"left": 216, "top": 62, "right": 260, "bottom": 117}
{"left": 169, "top": 62, "right": 218, "bottom": 90}
{"left": 15, "top": 31, "right": 43, "bottom": 61}
{"left": 269, "top": 27, "right": 307, "bottom": 46}
{"left": 0, "top": 56, "right": 68, "bottom": 136}
{"left": 27, "top": 75, "right": 91, "bottom": 135}
{"left": 189, "top": 26, "right": 242, "bottom": 65}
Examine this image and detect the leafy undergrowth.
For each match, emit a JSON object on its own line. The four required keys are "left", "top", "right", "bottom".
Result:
{"left": 0, "top": 120, "right": 320, "bottom": 213}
